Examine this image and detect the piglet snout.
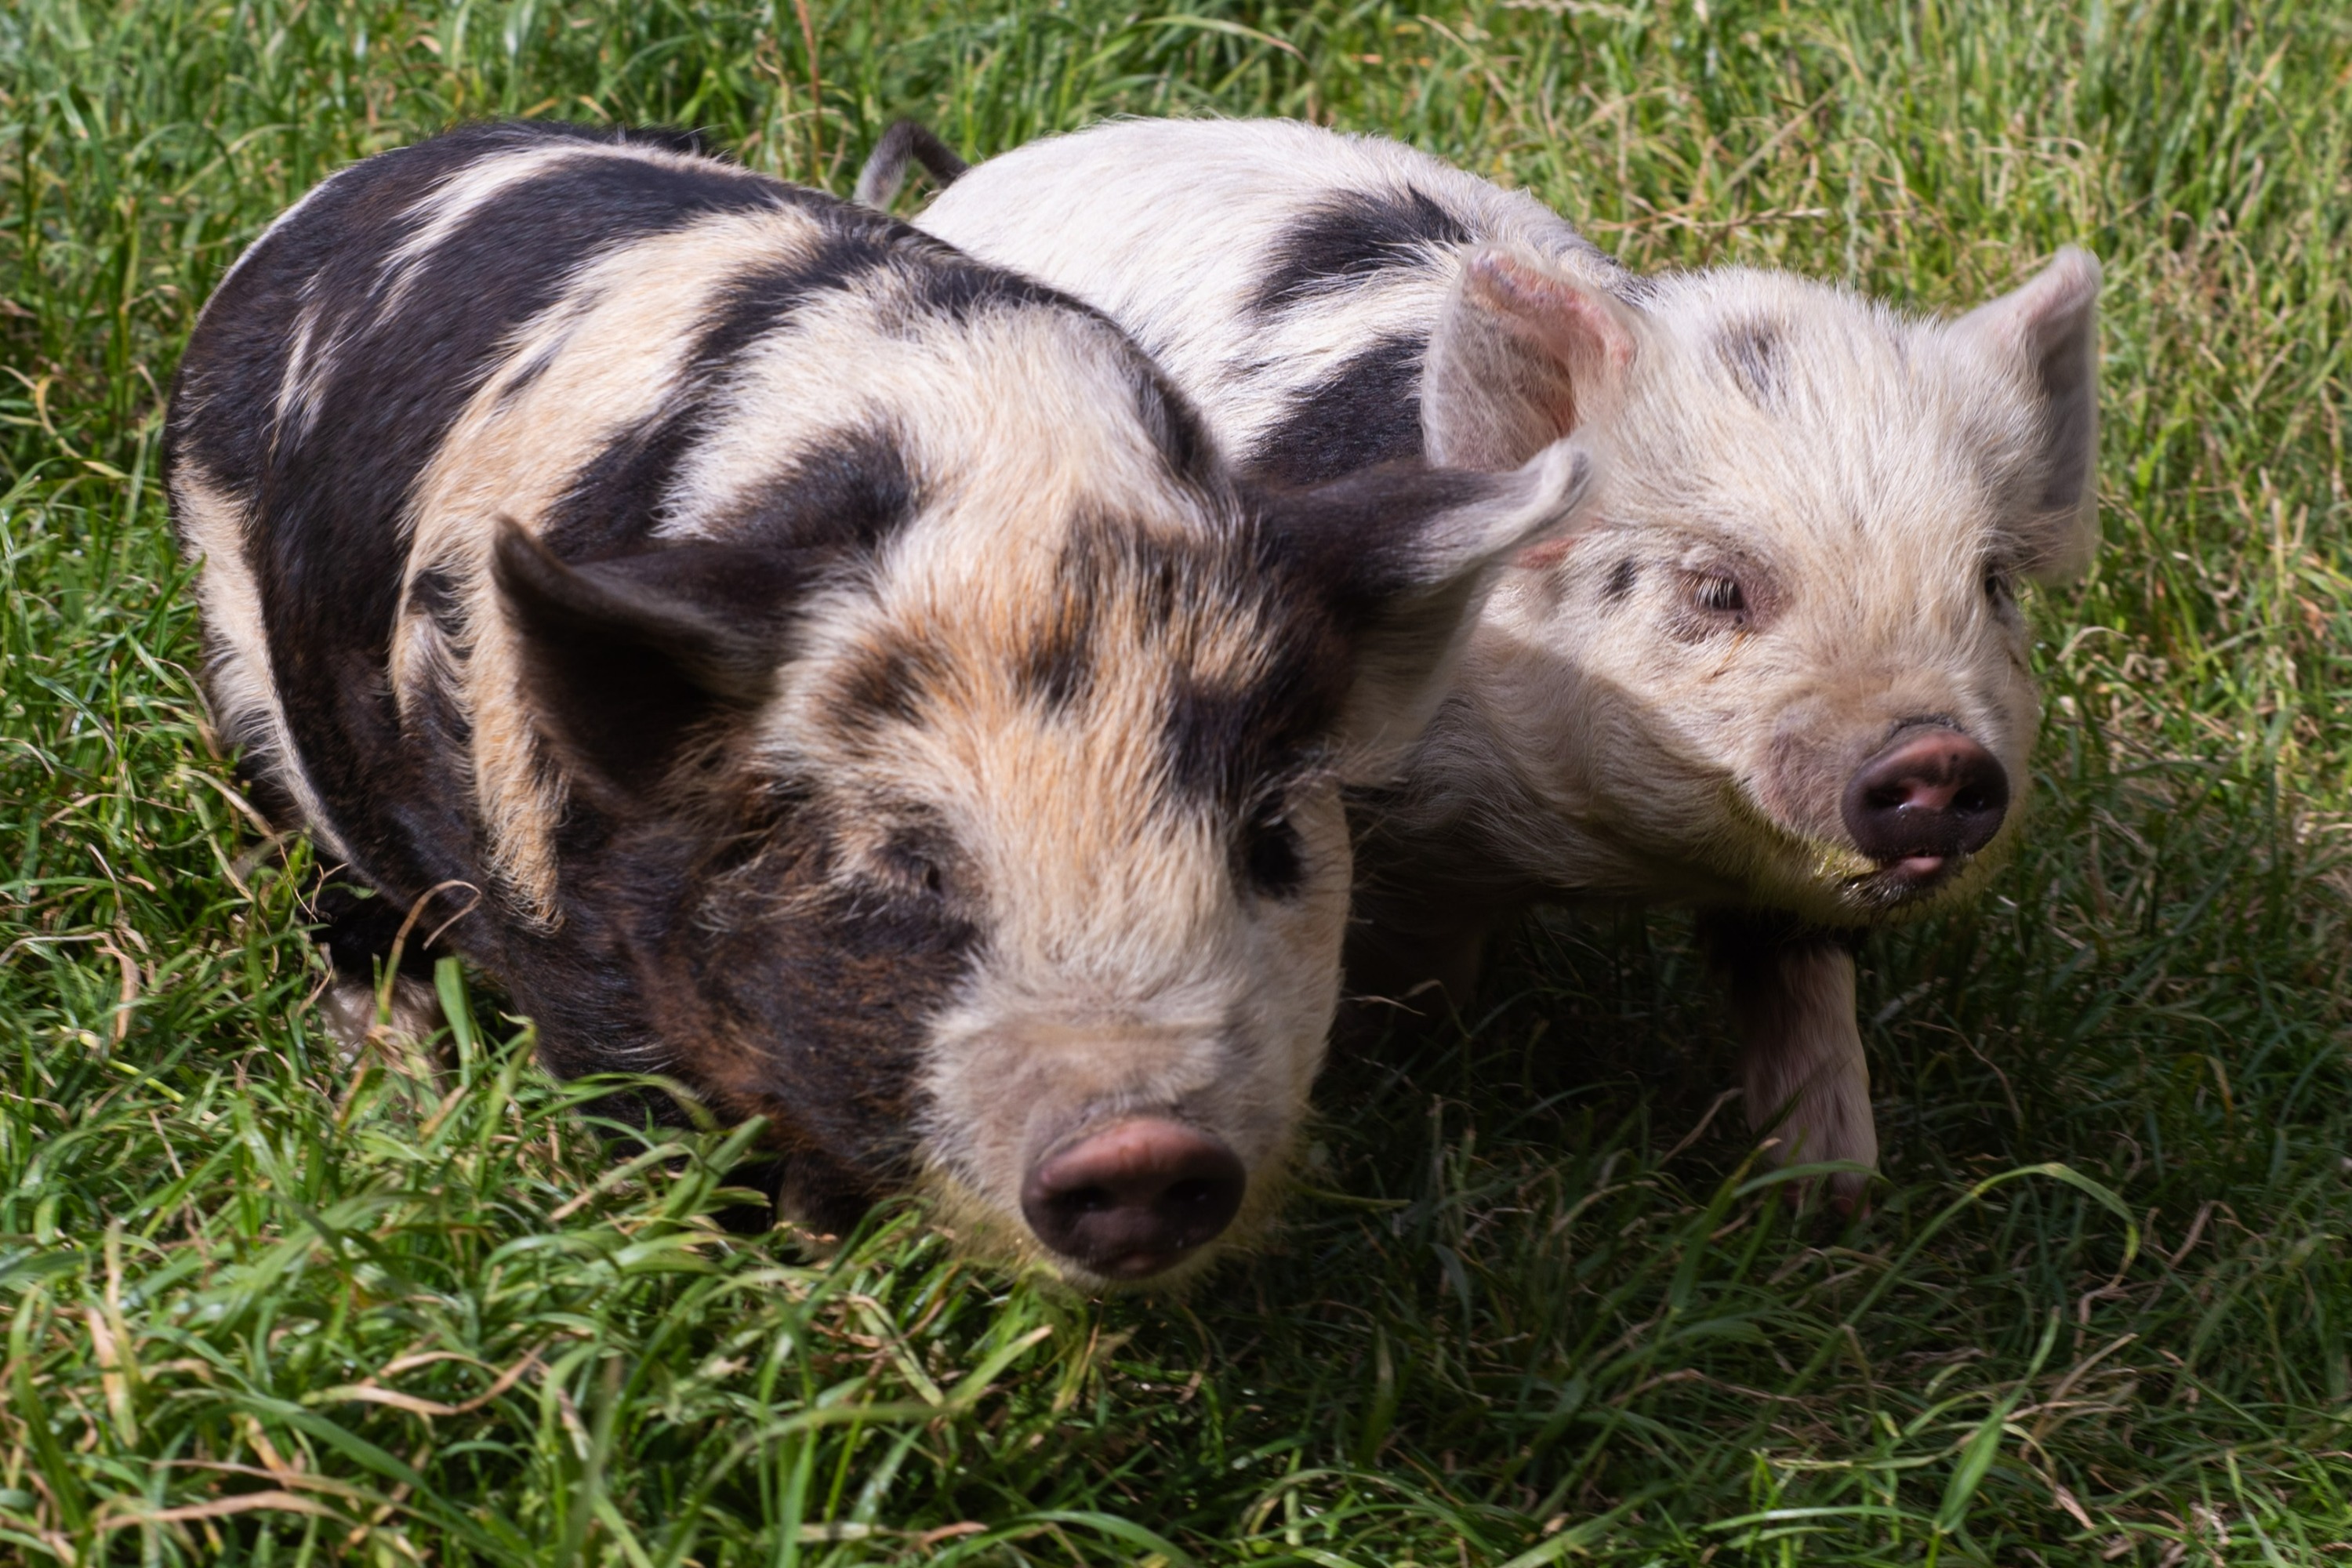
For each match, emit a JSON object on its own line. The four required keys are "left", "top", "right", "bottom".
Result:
{"left": 1841, "top": 728, "right": 2009, "bottom": 872}
{"left": 1022, "top": 1119, "right": 1245, "bottom": 1279}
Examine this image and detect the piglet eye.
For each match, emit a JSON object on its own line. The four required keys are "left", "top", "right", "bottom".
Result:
{"left": 878, "top": 837, "right": 950, "bottom": 900}
{"left": 1240, "top": 797, "right": 1305, "bottom": 899}
{"left": 1694, "top": 574, "right": 1745, "bottom": 614}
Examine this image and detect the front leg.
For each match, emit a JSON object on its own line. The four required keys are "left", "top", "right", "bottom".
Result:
{"left": 1699, "top": 912, "right": 1875, "bottom": 1210}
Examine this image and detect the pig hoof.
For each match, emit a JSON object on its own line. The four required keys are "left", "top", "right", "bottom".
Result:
{"left": 1775, "top": 1171, "right": 1873, "bottom": 1224}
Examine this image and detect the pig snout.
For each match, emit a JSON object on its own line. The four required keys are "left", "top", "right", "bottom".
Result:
{"left": 1841, "top": 727, "right": 2009, "bottom": 877}
{"left": 1020, "top": 1119, "right": 1247, "bottom": 1279}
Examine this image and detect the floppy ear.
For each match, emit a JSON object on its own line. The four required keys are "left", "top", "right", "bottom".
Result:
{"left": 493, "top": 521, "right": 813, "bottom": 802}
{"left": 1951, "top": 246, "right": 2102, "bottom": 582}
{"left": 1421, "top": 245, "right": 1639, "bottom": 471}
{"left": 1282, "top": 439, "right": 1601, "bottom": 779}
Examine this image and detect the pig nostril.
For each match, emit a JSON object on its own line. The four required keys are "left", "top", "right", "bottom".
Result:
{"left": 1021, "top": 1119, "right": 1247, "bottom": 1279}
{"left": 1164, "top": 1178, "right": 1220, "bottom": 1211}
{"left": 1841, "top": 728, "right": 2010, "bottom": 869}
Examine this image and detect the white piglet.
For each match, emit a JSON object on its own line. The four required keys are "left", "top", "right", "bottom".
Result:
{"left": 868, "top": 116, "right": 2102, "bottom": 1206}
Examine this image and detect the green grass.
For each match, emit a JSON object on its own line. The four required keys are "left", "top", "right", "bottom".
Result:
{"left": 5, "top": 0, "right": 2351, "bottom": 1560}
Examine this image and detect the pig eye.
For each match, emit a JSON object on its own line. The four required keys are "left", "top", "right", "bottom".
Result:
{"left": 875, "top": 835, "right": 951, "bottom": 901}
{"left": 1984, "top": 568, "right": 2013, "bottom": 605}
{"left": 1691, "top": 573, "right": 1746, "bottom": 615}
{"left": 1240, "top": 796, "right": 1305, "bottom": 899}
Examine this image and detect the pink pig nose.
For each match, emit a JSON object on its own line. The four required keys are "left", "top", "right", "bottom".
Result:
{"left": 1841, "top": 727, "right": 2009, "bottom": 872}
{"left": 1021, "top": 1119, "right": 1246, "bottom": 1279}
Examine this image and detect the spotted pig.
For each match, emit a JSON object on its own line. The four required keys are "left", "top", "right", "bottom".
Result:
{"left": 167, "top": 121, "right": 1601, "bottom": 1283}
{"left": 877, "top": 115, "right": 2102, "bottom": 1204}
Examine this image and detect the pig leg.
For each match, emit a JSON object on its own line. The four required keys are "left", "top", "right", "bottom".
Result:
{"left": 1700, "top": 912, "right": 1875, "bottom": 1210}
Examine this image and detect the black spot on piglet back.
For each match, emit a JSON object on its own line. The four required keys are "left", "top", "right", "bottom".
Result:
{"left": 1719, "top": 318, "right": 1782, "bottom": 407}
{"left": 1247, "top": 332, "right": 1428, "bottom": 489}
{"left": 1254, "top": 186, "right": 1474, "bottom": 316}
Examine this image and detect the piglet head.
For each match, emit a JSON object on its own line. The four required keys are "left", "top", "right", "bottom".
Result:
{"left": 1410, "top": 244, "right": 2100, "bottom": 926}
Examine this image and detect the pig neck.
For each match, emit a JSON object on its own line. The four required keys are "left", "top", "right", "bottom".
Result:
{"left": 1345, "top": 686, "right": 1756, "bottom": 1005}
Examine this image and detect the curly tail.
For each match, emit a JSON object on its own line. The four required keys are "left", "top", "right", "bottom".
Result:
{"left": 854, "top": 119, "right": 970, "bottom": 210}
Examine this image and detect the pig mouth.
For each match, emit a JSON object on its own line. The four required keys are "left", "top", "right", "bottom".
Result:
{"left": 1878, "top": 853, "right": 1959, "bottom": 894}
{"left": 1841, "top": 848, "right": 1979, "bottom": 915}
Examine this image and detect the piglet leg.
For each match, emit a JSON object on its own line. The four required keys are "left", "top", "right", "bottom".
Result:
{"left": 1700, "top": 913, "right": 1876, "bottom": 1211}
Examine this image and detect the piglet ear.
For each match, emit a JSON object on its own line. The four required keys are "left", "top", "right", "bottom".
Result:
{"left": 494, "top": 521, "right": 811, "bottom": 802}
{"left": 1951, "top": 247, "right": 2102, "bottom": 582}
{"left": 1283, "top": 439, "right": 1601, "bottom": 780}
{"left": 1421, "top": 245, "right": 1639, "bottom": 470}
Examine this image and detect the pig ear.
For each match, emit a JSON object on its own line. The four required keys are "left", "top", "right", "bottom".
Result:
{"left": 1421, "top": 245, "right": 1639, "bottom": 470}
{"left": 1286, "top": 439, "right": 1601, "bottom": 780}
{"left": 494, "top": 521, "right": 811, "bottom": 802}
{"left": 1951, "top": 247, "right": 2103, "bottom": 582}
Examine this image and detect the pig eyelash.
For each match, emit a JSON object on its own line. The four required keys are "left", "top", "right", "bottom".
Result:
{"left": 1690, "top": 572, "right": 1747, "bottom": 615}
{"left": 1666, "top": 564, "right": 1770, "bottom": 643}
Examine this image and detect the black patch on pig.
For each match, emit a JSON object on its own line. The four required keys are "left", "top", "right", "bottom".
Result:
{"left": 896, "top": 249, "right": 1076, "bottom": 325}
{"left": 1602, "top": 557, "right": 1639, "bottom": 604}
{"left": 1718, "top": 318, "right": 1782, "bottom": 407}
{"left": 1034, "top": 517, "right": 1348, "bottom": 894}
{"left": 165, "top": 122, "right": 812, "bottom": 906}
{"left": 1163, "top": 671, "right": 1327, "bottom": 900}
{"left": 836, "top": 637, "right": 952, "bottom": 733}
{"left": 405, "top": 564, "right": 465, "bottom": 638}
{"left": 1254, "top": 186, "right": 1473, "bottom": 316}
{"left": 540, "top": 251, "right": 920, "bottom": 561}
{"left": 702, "top": 426, "right": 919, "bottom": 557}
{"left": 695, "top": 235, "right": 893, "bottom": 364}
{"left": 640, "top": 808, "right": 980, "bottom": 1183}
{"left": 1015, "top": 595, "right": 1097, "bottom": 716}
{"left": 1246, "top": 332, "right": 1428, "bottom": 488}
{"left": 539, "top": 407, "right": 709, "bottom": 561}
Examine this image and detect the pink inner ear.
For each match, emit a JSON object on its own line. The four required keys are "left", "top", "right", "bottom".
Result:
{"left": 1461, "top": 251, "right": 1635, "bottom": 437}
{"left": 1512, "top": 532, "right": 1583, "bottom": 571}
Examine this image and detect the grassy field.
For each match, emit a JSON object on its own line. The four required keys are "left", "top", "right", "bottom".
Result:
{"left": 5, "top": 0, "right": 2351, "bottom": 1561}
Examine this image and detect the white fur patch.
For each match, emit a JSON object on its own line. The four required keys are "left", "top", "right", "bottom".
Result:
{"left": 171, "top": 463, "right": 349, "bottom": 858}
